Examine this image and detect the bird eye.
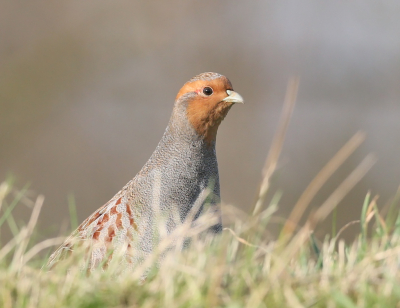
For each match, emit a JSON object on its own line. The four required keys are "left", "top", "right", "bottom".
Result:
{"left": 202, "top": 87, "right": 213, "bottom": 96}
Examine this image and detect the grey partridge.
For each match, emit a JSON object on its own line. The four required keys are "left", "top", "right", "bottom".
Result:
{"left": 47, "top": 72, "right": 243, "bottom": 270}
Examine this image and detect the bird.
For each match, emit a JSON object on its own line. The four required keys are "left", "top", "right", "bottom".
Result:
{"left": 47, "top": 72, "right": 243, "bottom": 271}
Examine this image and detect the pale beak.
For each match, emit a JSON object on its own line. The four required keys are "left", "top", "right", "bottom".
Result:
{"left": 222, "top": 90, "right": 244, "bottom": 104}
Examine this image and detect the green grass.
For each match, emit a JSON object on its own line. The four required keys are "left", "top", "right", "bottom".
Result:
{"left": 1, "top": 178, "right": 400, "bottom": 308}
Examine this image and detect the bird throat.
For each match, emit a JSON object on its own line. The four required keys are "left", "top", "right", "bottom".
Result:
{"left": 186, "top": 100, "right": 233, "bottom": 147}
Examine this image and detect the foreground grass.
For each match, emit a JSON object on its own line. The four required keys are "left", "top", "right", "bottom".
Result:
{"left": 1, "top": 179, "right": 400, "bottom": 308}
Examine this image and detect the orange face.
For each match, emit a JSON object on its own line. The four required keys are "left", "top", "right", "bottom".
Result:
{"left": 176, "top": 75, "right": 243, "bottom": 146}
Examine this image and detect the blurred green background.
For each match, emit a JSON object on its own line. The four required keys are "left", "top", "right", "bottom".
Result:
{"left": 1, "top": 1, "right": 400, "bottom": 240}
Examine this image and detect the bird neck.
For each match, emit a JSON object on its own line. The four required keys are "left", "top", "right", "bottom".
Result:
{"left": 163, "top": 120, "right": 216, "bottom": 151}
{"left": 166, "top": 100, "right": 221, "bottom": 148}
{"left": 137, "top": 119, "right": 217, "bottom": 179}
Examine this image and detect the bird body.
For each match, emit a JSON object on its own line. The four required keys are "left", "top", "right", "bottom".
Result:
{"left": 48, "top": 72, "right": 243, "bottom": 270}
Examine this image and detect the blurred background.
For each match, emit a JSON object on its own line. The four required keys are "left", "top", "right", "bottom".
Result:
{"left": 1, "top": 1, "right": 400, "bottom": 241}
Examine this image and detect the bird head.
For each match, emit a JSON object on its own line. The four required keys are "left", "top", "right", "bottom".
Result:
{"left": 174, "top": 72, "right": 243, "bottom": 146}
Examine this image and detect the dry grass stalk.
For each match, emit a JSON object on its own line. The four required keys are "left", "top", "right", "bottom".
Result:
{"left": 312, "top": 153, "right": 377, "bottom": 223}
{"left": 10, "top": 195, "right": 44, "bottom": 271}
{"left": 253, "top": 77, "right": 299, "bottom": 216}
{"left": 281, "top": 131, "right": 366, "bottom": 238}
